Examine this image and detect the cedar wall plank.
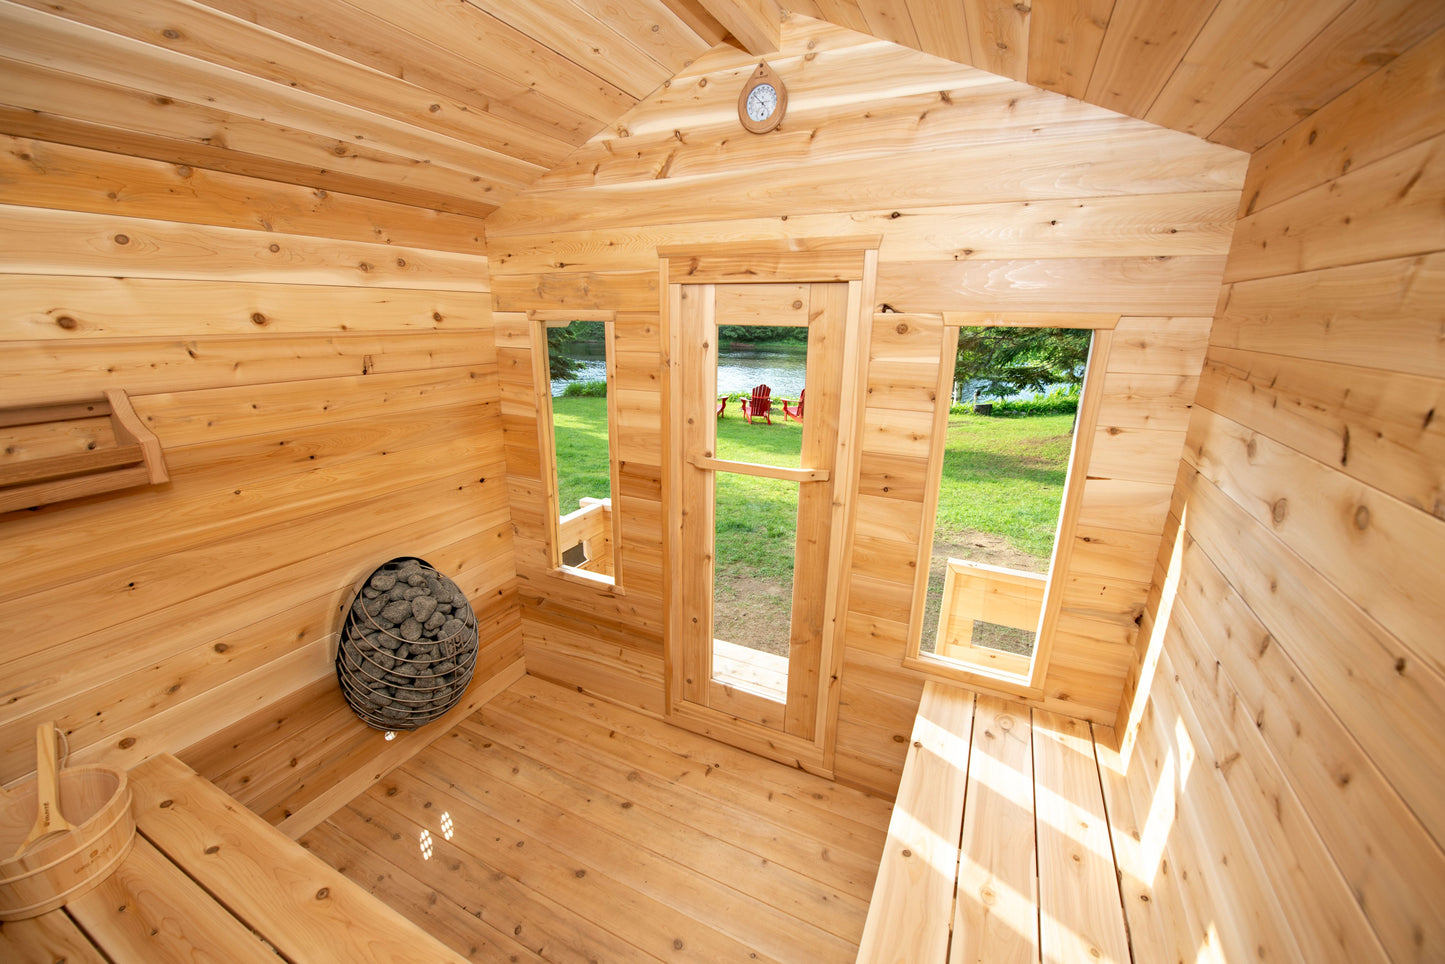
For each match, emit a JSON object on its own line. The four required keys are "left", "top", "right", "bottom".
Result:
{"left": 1116, "top": 22, "right": 1445, "bottom": 964}
{"left": 0, "top": 128, "right": 517, "bottom": 801}
{"left": 488, "top": 18, "right": 1244, "bottom": 796}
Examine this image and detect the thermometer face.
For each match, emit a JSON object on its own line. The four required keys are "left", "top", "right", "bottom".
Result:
{"left": 746, "top": 83, "right": 778, "bottom": 122}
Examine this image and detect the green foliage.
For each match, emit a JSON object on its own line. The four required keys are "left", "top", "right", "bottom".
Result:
{"left": 952, "top": 386, "right": 1080, "bottom": 416}
{"left": 546, "top": 320, "right": 606, "bottom": 381}
{"left": 717, "top": 325, "right": 809, "bottom": 346}
{"left": 956, "top": 327, "right": 1092, "bottom": 400}
{"left": 546, "top": 325, "right": 582, "bottom": 381}
{"left": 561, "top": 379, "right": 608, "bottom": 397}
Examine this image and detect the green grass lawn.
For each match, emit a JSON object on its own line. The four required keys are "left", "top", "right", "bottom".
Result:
{"left": 934, "top": 412, "right": 1075, "bottom": 561}
{"left": 550, "top": 396, "right": 1073, "bottom": 653}
{"left": 551, "top": 396, "right": 612, "bottom": 513}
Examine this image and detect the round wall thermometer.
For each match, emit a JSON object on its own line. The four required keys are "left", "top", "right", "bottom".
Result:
{"left": 738, "top": 61, "right": 787, "bottom": 134}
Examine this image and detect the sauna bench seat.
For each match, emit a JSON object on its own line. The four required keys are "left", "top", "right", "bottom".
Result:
{"left": 857, "top": 681, "right": 1139, "bottom": 962}
{"left": 0, "top": 752, "right": 467, "bottom": 964}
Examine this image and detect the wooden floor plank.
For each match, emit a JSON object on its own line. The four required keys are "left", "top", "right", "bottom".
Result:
{"left": 64, "top": 836, "right": 281, "bottom": 964}
{"left": 952, "top": 695, "right": 1039, "bottom": 964}
{"left": 0, "top": 911, "right": 107, "bottom": 964}
{"left": 1032, "top": 711, "right": 1131, "bottom": 964}
{"left": 437, "top": 718, "right": 867, "bottom": 944}
{"left": 495, "top": 682, "right": 888, "bottom": 857}
{"left": 507, "top": 673, "right": 893, "bottom": 833}
{"left": 857, "top": 681, "right": 975, "bottom": 963}
{"left": 323, "top": 802, "right": 647, "bottom": 964}
{"left": 474, "top": 698, "right": 879, "bottom": 901}
{"left": 365, "top": 767, "right": 773, "bottom": 963}
{"left": 300, "top": 674, "right": 883, "bottom": 960}
{"left": 406, "top": 742, "right": 858, "bottom": 961}
{"left": 298, "top": 821, "right": 545, "bottom": 963}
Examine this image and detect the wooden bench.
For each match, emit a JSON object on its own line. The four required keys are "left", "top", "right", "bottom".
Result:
{"left": 177, "top": 655, "right": 524, "bottom": 838}
{"left": 857, "top": 681, "right": 1138, "bottom": 962}
{"left": 0, "top": 753, "right": 467, "bottom": 963}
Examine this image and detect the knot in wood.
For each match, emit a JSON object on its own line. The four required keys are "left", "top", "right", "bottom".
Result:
{"left": 1270, "top": 498, "right": 1288, "bottom": 524}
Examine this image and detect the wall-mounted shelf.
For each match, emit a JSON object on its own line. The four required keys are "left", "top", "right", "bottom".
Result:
{"left": 0, "top": 391, "right": 168, "bottom": 513}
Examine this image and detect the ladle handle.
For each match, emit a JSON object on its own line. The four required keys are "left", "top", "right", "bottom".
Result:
{"left": 33, "top": 722, "right": 61, "bottom": 835}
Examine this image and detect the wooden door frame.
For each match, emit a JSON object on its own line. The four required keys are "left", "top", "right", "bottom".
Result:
{"left": 660, "top": 238, "right": 879, "bottom": 776}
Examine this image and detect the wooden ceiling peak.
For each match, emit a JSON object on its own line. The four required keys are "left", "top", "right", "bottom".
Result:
{"left": 1, "top": 0, "right": 1437, "bottom": 222}
{"left": 696, "top": 0, "right": 784, "bottom": 54}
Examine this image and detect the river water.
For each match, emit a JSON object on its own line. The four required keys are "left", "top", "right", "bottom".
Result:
{"left": 551, "top": 347, "right": 808, "bottom": 398}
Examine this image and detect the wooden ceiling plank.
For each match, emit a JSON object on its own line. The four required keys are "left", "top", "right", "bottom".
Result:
{"left": 1081, "top": 0, "right": 1215, "bottom": 119}
{"left": 1144, "top": 0, "right": 1356, "bottom": 139}
{"left": 696, "top": 0, "right": 784, "bottom": 54}
{"left": 0, "top": 3, "right": 543, "bottom": 196}
{"left": 778, "top": 0, "right": 825, "bottom": 20}
{"left": 567, "top": 0, "right": 716, "bottom": 74}
{"left": 962, "top": 0, "right": 1030, "bottom": 81}
{"left": 1208, "top": 0, "right": 1445, "bottom": 152}
{"left": 333, "top": 0, "right": 641, "bottom": 123}
{"left": 0, "top": 59, "right": 500, "bottom": 218}
{"left": 811, "top": 0, "right": 873, "bottom": 35}
{"left": 1242, "top": 25, "right": 1445, "bottom": 215}
{"left": 856, "top": 0, "right": 920, "bottom": 49}
{"left": 191, "top": 0, "right": 618, "bottom": 148}
{"left": 1026, "top": 0, "right": 1116, "bottom": 100}
{"left": 658, "top": 0, "right": 732, "bottom": 46}
{"left": 605, "top": 24, "right": 1008, "bottom": 142}
{"left": 906, "top": 0, "right": 973, "bottom": 65}
{"left": 469, "top": 0, "right": 678, "bottom": 99}
{"left": 7, "top": 0, "right": 575, "bottom": 172}
{"left": 0, "top": 2, "right": 543, "bottom": 189}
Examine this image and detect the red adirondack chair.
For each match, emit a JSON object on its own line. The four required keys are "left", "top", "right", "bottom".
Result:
{"left": 739, "top": 384, "right": 773, "bottom": 424}
{"left": 782, "top": 388, "right": 805, "bottom": 422}
{"left": 716, "top": 396, "right": 727, "bottom": 418}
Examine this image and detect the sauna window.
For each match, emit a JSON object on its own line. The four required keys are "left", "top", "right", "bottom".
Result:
{"left": 539, "top": 319, "right": 622, "bottom": 587}
{"left": 912, "top": 324, "right": 1103, "bottom": 684}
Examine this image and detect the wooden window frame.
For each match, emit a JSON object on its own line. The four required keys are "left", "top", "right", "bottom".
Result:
{"left": 902, "top": 312, "right": 1118, "bottom": 698}
{"left": 529, "top": 312, "right": 625, "bottom": 592}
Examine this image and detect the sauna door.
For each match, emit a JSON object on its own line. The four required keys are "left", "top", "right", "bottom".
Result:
{"left": 667, "top": 279, "right": 855, "bottom": 759}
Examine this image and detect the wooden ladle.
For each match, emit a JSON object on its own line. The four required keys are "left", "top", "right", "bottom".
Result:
{"left": 11, "top": 722, "right": 76, "bottom": 858}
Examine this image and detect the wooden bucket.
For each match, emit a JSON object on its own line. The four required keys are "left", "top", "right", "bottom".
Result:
{"left": 0, "top": 765, "right": 135, "bottom": 920}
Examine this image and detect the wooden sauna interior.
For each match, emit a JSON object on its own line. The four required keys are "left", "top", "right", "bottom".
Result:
{"left": 0, "top": 0, "right": 1441, "bottom": 960}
